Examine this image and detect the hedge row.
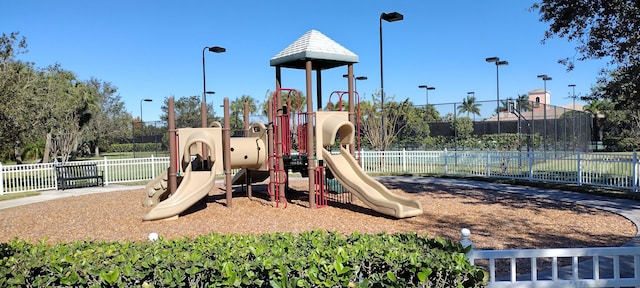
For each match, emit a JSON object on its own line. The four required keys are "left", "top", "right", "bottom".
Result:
{"left": 111, "top": 143, "right": 162, "bottom": 153}
{"left": 0, "top": 231, "right": 486, "bottom": 287}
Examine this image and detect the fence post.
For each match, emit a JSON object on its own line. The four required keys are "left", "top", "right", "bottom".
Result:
{"left": 151, "top": 154, "right": 156, "bottom": 178}
{"left": 103, "top": 156, "right": 109, "bottom": 186}
{"left": 460, "top": 228, "right": 474, "bottom": 249}
{"left": 577, "top": 150, "right": 582, "bottom": 186}
{"left": 0, "top": 162, "right": 3, "bottom": 196}
{"left": 486, "top": 149, "right": 491, "bottom": 177}
{"left": 362, "top": 150, "right": 368, "bottom": 173}
{"left": 529, "top": 150, "right": 534, "bottom": 180}
{"left": 402, "top": 149, "right": 407, "bottom": 173}
{"left": 460, "top": 228, "right": 475, "bottom": 262}
{"left": 633, "top": 151, "right": 638, "bottom": 192}
{"left": 443, "top": 148, "right": 449, "bottom": 174}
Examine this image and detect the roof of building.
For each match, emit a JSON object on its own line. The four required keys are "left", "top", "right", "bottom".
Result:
{"left": 269, "top": 30, "right": 359, "bottom": 70}
{"left": 484, "top": 103, "right": 589, "bottom": 122}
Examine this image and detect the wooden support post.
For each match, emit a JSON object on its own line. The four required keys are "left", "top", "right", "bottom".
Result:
{"left": 223, "top": 98, "right": 232, "bottom": 208}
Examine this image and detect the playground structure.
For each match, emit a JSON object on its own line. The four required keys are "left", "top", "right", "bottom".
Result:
{"left": 142, "top": 30, "right": 423, "bottom": 221}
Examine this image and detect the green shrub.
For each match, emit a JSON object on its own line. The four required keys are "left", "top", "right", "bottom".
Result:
{"left": 0, "top": 231, "right": 486, "bottom": 287}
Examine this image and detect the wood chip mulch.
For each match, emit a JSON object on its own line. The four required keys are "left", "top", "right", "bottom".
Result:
{"left": 0, "top": 179, "right": 635, "bottom": 250}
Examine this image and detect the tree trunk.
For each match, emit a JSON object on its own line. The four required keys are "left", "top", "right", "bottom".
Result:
{"left": 13, "top": 142, "right": 23, "bottom": 164}
{"left": 43, "top": 133, "right": 52, "bottom": 163}
{"left": 94, "top": 145, "right": 100, "bottom": 157}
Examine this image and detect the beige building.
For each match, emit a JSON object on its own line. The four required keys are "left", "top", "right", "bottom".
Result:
{"left": 486, "top": 89, "right": 584, "bottom": 122}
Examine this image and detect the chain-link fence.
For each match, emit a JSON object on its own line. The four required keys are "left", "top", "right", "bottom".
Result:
{"left": 125, "top": 99, "right": 593, "bottom": 157}
{"left": 424, "top": 99, "right": 592, "bottom": 152}
{"left": 130, "top": 120, "right": 168, "bottom": 157}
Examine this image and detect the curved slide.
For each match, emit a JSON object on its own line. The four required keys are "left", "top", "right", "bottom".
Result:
{"left": 143, "top": 131, "right": 218, "bottom": 221}
{"left": 321, "top": 146, "right": 423, "bottom": 218}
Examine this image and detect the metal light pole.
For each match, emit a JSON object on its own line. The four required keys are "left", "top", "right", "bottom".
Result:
{"left": 136, "top": 98, "right": 152, "bottom": 158}
{"left": 568, "top": 84, "right": 576, "bottom": 109}
{"left": 418, "top": 85, "right": 435, "bottom": 107}
{"left": 486, "top": 57, "right": 508, "bottom": 134}
{"left": 202, "top": 46, "right": 226, "bottom": 128}
{"left": 379, "top": 11, "right": 403, "bottom": 150}
{"left": 537, "top": 74, "right": 552, "bottom": 151}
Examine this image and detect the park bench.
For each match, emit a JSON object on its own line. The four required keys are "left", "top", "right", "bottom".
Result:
{"left": 55, "top": 163, "right": 104, "bottom": 190}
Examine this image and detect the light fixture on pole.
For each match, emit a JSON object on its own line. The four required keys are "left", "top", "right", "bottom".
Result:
{"left": 202, "top": 46, "right": 226, "bottom": 128}
{"left": 418, "top": 85, "right": 435, "bottom": 107}
{"left": 140, "top": 98, "right": 153, "bottom": 123}
{"left": 342, "top": 74, "right": 368, "bottom": 93}
{"left": 467, "top": 91, "right": 475, "bottom": 104}
{"left": 568, "top": 84, "right": 576, "bottom": 109}
{"left": 537, "top": 74, "right": 552, "bottom": 96}
{"left": 486, "top": 57, "right": 508, "bottom": 134}
{"left": 379, "top": 11, "right": 403, "bottom": 149}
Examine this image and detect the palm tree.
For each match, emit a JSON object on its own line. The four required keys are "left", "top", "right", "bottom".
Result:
{"left": 584, "top": 99, "right": 608, "bottom": 150}
{"left": 516, "top": 94, "right": 532, "bottom": 112}
{"left": 458, "top": 95, "right": 481, "bottom": 119}
{"left": 231, "top": 95, "right": 258, "bottom": 130}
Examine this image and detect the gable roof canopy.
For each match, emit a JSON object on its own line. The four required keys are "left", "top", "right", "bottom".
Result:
{"left": 270, "top": 30, "right": 359, "bottom": 70}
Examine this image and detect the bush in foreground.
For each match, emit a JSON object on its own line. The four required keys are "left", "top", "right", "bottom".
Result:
{"left": 0, "top": 231, "right": 486, "bottom": 287}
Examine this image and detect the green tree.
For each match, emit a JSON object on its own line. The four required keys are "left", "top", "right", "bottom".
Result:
{"left": 451, "top": 116, "right": 474, "bottom": 140}
{"left": 532, "top": 1, "right": 640, "bottom": 111}
{"left": 0, "top": 32, "right": 37, "bottom": 162}
{"left": 1, "top": 33, "right": 100, "bottom": 163}
{"left": 516, "top": 94, "right": 532, "bottom": 112}
{"left": 261, "top": 89, "right": 306, "bottom": 116}
{"left": 458, "top": 94, "right": 481, "bottom": 119}
{"left": 160, "top": 95, "right": 219, "bottom": 128}
{"left": 495, "top": 99, "right": 511, "bottom": 114}
{"left": 39, "top": 65, "right": 98, "bottom": 162}
{"left": 230, "top": 95, "right": 258, "bottom": 131}
{"left": 423, "top": 104, "right": 441, "bottom": 122}
{"left": 395, "top": 105, "right": 430, "bottom": 148}
{"left": 583, "top": 98, "right": 607, "bottom": 146}
{"left": 81, "top": 78, "right": 132, "bottom": 157}
{"left": 358, "top": 91, "right": 411, "bottom": 150}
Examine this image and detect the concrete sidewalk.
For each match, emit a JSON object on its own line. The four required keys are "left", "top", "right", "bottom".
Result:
{"left": 0, "top": 184, "right": 144, "bottom": 210}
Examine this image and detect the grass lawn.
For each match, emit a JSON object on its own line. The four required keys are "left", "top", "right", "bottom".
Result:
{"left": 0, "top": 191, "right": 40, "bottom": 201}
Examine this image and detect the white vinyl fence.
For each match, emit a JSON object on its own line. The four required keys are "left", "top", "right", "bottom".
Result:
{"left": 1, "top": 150, "right": 639, "bottom": 195}
{"left": 461, "top": 229, "right": 640, "bottom": 288}
{"left": 358, "top": 150, "right": 640, "bottom": 192}
{"left": 0, "top": 156, "right": 170, "bottom": 195}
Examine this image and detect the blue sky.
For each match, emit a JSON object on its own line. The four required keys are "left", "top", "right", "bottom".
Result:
{"left": 2, "top": 1, "right": 607, "bottom": 122}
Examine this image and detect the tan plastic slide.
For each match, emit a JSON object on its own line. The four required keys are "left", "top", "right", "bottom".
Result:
{"left": 143, "top": 131, "right": 218, "bottom": 221}
{"left": 321, "top": 146, "right": 423, "bottom": 218}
